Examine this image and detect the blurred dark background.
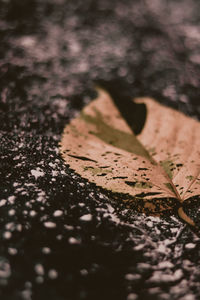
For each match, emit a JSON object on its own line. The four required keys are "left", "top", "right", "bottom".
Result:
{"left": 1, "top": 1, "right": 200, "bottom": 299}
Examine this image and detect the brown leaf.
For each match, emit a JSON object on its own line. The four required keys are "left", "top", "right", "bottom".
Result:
{"left": 60, "top": 88, "right": 200, "bottom": 227}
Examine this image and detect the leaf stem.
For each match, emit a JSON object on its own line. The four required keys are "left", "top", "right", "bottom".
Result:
{"left": 178, "top": 206, "right": 195, "bottom": 227}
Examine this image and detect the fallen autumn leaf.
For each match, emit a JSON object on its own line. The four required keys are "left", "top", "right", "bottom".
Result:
{"left": 60, "top": 87, "right": 200, "bottom": 228}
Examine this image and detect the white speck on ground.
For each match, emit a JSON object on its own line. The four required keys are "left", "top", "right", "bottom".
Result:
{"left": 8, "top": 248, "right": 18, "bottom": 255}
{"left": 148, "top": 269, "right": 183, "bottom": 283}
{"left": 146, "top": 221, "right": 153, "bottom": 228}
{"left": 0, "top": 259, "right": 11, "bottom": 279}
{"left": 42, "top": 247, "right": 51, "bottom": 254}
{"left": 157, "top": 243, "right": 171, "bottom": 254}
{"left": 8, "top": 196, "right": 16, "bottom": 204}
{"left": 31, "top": 168, "right": 45, "bottom": 179}
{"left": 79, "top": 214, "right": 92, "bottom": 221}
{"left": 56, "top": 235, "right": 62, "bottom": 240}
{"left": 21, "top": 288, "right": 32, "bottom": 300}
{"left": 52, "top": 170, "right": 59, "bottom": 177}
{"left": 68, "top": 237, "right": 81, "bottom": 244}
{"left": 48, "top": 269, "right": 58, "bottom": 279}
{"left": 157, "top": 261, "right": 174, "bottom": 269}
{"left": 125, "top": 273, "right": 141, "bottom": 281}
{"left": 64, "top": 225, "right": 74, "bottom": 230}
{"left": 34, "top": 264, "right": 44, "bottom": 276}
{"left": 0, "top": 199, "right": 7, "bottom": 207}
{"left": 127, "top": 293, "right": 138, "bottom": 300}
{"left": 133, "top": 244, "right": 145, "bottom": 251}
{"left": 53, "top": 210, "right": 63, "bottom": 217}
{"left": 8, "top": 209, "right": 15, "bottom": 216}
{"left": 137, "top": 263, "right": 151, "bottom": 270}
{"left": 36, "top": 276, "right": 44, "bottom": 284}
{"left": 185, "top": 243, "right": 196, "bottom": 250}
{"left": 80, "top": 269, "right": 88, "bottom": 276}
{"left": 48, "top": 162, "right": 56, "bottom": 168}
{"left": 20, "top": 36, "right": 36, "bottom": 48}
{"left": 44, "top": 222, "right": 56, "bottom": 228}
{"left": 3, "top": 232, "right": 12, "bottom": 239}
{"left": 29, "top": 210, "right": 37, "bottom": 217}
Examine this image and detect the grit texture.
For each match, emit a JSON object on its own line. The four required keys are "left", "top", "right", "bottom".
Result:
{"left": 1, "top": 1, "right": 200, "bottom": 300}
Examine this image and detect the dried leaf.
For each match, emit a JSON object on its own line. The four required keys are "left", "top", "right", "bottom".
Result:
{"left": 60, "top": 88, "right": 200, "bottom": 227}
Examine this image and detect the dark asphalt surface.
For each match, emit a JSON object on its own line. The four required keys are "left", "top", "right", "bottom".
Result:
{"left": 1, "top": 1, "right": 200, "bottom": 299}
